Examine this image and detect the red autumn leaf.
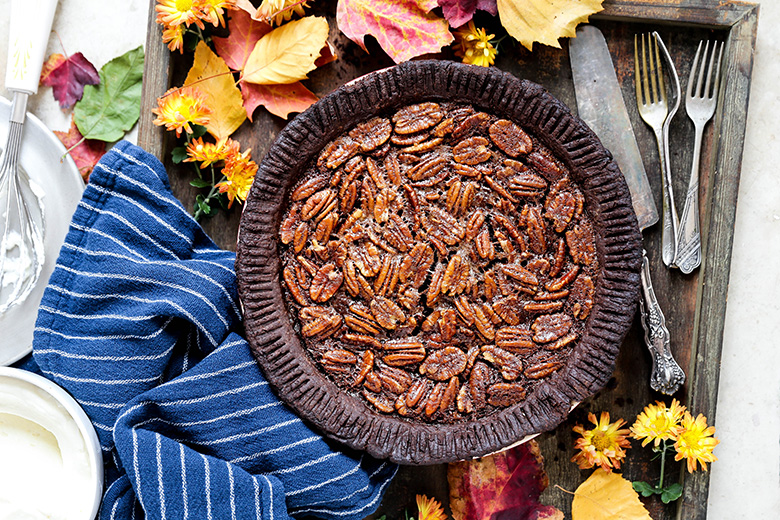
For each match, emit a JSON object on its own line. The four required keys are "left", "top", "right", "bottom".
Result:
{"left": 40, "top": 52, "right": 100, "bottom": 109}
{"left": 241, "top": 81, "right": 318, "bottom": 120}
{"left": 448, "top": 440, "right": 564, "bottom": 520}
{"left": 438, "top": 0, "right": 499, "bottom": 27}
{"left": 54, "top": 117, "right": 106, "bottom": 182}
{"left": 478, "top": 0, "right": 498, "bottom": 16}
{"left": 336, "top": 0, "right": 454, "bottom": 63}
{"left": 213, "top": 8, "right": 272, "bottom": 71}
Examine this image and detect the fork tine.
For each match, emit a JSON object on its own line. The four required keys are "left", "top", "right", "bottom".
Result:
{"left": 634, "top": 35, "right": 643, "bottom": 104}
{"left": 704, "top": 41, "right": 718, "bottom": 98}
{"left": 687, "top": 40, "right": 703, "bottom": 99}
{"left": 646, "top": 33, "right": 658, "bottom": 104}
{"left": 696, "top": 41, "right": 711, "bottom": 98}
{"left": 640, "top": 34, "right": 651, "bottom": 105}
{"left": 653, "top": 33, "right": 667, "bottom": 105}
{"left": 713, "top": 41, "right": 724, "bottom": 99}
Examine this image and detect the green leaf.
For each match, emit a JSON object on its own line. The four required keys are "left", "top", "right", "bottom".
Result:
{"left": 189, "top": 178, "right": 212, "bottom": 188}
{"left": 73, "top": 46, "right": 145, "bottom": 142}
{"left": 632, "top": 481, "right": 657, "bottom": 497}
{"left": 661, "top": 483, "right": 683, "bottom": 504}
{"left": 172, "top": 146, "right": 188, "bottom": 164}
{"left": 191, "top": 124, "right": 208, "bottom": 138}
{"left": 198, "top": 199, "right": 213, "bottom": 216}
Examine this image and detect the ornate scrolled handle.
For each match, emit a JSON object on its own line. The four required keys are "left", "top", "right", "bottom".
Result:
{"left": 638, "top": 251, "right": 686, "bottom": 395}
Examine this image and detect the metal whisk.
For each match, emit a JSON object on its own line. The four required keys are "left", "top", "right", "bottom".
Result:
{"left": 0, "top": 92, "right": 45, "bottom": 313}
{"left": 1, "top": 0, "right": 59, "bottom": 313}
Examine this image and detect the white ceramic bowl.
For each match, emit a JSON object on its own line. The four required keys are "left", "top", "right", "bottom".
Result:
{"left": 0, "top": 366, "right": 103, "bottom": 519}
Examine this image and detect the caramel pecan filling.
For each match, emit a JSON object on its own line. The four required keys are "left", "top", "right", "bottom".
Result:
{"left": 279, "top": 102, "right": 598, "bottom": 423}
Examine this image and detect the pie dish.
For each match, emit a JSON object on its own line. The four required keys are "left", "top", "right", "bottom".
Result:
{"left": 236, "top": 60, "right": 642, "bottom": 464}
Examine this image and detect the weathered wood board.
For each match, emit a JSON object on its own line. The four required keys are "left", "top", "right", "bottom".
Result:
{"left": 137, "top": 1, "right": 758, "bottom": 519}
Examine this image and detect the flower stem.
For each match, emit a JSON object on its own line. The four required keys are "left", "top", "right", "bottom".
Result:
{"left": 658, "top": 440, "right": 669, "bottom": 490}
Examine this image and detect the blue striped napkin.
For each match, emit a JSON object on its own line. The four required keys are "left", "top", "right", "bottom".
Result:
{"left": 24, "top": 141, "right": 397, "bottom": 520}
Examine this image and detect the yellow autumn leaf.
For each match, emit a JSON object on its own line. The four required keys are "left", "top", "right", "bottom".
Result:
{"left": 572, "top": 469, "right": 653, "bottom": 520}
{"left": 184, "top": 41, "right": 246, "bottom": 141}
{"left": 497, "top": 0, "right": 604, "bottom": 51}
{"left": 243, "top": 16, "right": 330, "bottom": 85}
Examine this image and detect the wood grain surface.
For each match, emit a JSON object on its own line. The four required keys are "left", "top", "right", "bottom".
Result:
{"left": 137, "top": 1, "right": 758, "bottom": 519}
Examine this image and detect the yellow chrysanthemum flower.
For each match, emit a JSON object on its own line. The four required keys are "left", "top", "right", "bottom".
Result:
{"left": 217, "top": 149, "right": 258, "bottom": 207}
{"left": 572, "top": 411, "right": 632, "bottom": 472}
{"left": 161, "top": 23, "right": 186, "bottom": 53}
{"left": 155, "top": 0, "right": 204, "bottom": 29}
{"left": 417, "top": 494, "right": 447, "bottom": 520}
{"left": 152, "top": 86, "right": 212, "bottom": 137}
{"left": 198, "top": 0, "right": 236, "bottom": 27}
{"left": 185, "top": 137, "right": 240, "bottom": 168}
{"left": 630, "top": 399, "right": 686, "bottom": 448}
{"left": 674, "top": 412, "right": 719, "bottom": 473}
{"left": 454, "top": 21, "right": 498, "bottom": 67}
{"left": 257, "top": 0, "right": 310, "bottom": 26}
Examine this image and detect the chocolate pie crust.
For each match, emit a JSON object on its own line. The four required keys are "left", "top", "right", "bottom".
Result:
{"left": 236, "top": 60, "right": 642, "bottom": 464}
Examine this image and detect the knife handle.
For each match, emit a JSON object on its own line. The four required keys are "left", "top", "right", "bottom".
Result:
{"left": 638, "top": 250, "right": 685, "bottom": 395}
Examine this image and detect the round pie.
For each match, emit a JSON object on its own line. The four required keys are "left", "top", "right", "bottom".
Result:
{"left": 236, "top": 61, "right": 642, "bottom": 464}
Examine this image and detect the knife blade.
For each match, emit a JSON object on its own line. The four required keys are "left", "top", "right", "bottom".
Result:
{"left": 569, "top": 24, "right": 658, "bottom": 231}
{"left": 569, "top": 25, "right": 685, "bottom": 395}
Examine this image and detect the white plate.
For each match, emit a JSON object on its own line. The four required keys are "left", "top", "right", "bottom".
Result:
{"left": 0, "top": 96, "right": 84, "bottom": 366}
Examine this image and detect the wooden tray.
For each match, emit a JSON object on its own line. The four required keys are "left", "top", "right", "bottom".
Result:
{"left": 137, "top": 1, "right": 758, "bottom": 518}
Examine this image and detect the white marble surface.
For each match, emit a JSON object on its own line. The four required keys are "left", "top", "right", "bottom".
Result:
{"left": 0, "top": 0, "right": 778, "bottom": 518}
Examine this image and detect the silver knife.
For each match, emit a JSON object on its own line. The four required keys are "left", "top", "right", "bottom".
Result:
{"left": 569, "top": 24, "right": 685, "bottom": 395}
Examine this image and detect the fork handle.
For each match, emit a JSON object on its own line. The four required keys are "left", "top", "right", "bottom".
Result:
{"left": 675, "top": 123, "right": 705, "bottom": 274}
{"left": 639, "top": 251, "right": 686, "bottom": 395}
{"left": 654, "top": 127, "right": 680, "bottom": 268}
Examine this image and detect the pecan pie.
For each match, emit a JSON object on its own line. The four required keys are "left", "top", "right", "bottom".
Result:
{"left": 237, "top": 61, "right": 642, "bottom": 464}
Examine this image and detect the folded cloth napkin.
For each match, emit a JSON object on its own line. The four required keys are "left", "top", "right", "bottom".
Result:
{"left": 24, "top": 141, "right": 397, "bottom": 520}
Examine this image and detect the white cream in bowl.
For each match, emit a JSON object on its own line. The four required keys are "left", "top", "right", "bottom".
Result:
{"left": 0, "top": 367, "right": 102, "bottom": 519}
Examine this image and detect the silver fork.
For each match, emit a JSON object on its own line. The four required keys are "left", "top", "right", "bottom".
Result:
{"left": 634, "top": 32, "right": 681, "bottom": 269}
{"left": 675, "top": 40, "right": 723, "bottom": 274}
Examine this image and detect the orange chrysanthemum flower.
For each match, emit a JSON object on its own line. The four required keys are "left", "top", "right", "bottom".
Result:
{"left": 152, "top": 86, "right": 212, "bottom": 137}
{"left": 674, "top": 412, "right": 719, "bottom": 473}
{"left": 185, "top": 137, "right": 240, "bottom": 168}
{"left": 198, "top": 0, "right": 236, "bottom": 27}
{"left": 416, "top": 494, "right": 447, "bottom": 520}
{"left": 155, "top": 0, "right": 204, "bottom": 29}
{"left": 453, "top": 21, "right": 497, "bottom": 67}
{"left": 630, "top": 399, "right": 686, "bottom": 448}
{"left": 257, "top": 0, "right": 310, "bottom": 25}
{"left": 572, "top": 411, "right": 632, "bottom": 472}
{"left": 161, "top": 23, "right": 186, "bottom": 53}
{"left": 217, "top": 148, "right": 258, "bottom": 207}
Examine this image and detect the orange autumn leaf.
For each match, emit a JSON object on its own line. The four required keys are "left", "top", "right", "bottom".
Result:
{"left": 213, "top": 7, "right": 272, "bottom": 71}
{"left": 184, "top": 41, "right": 246, "bottom": 141}
{"left": 571, "top": 469, "right": 652, "bottom": 520}
{"left": 336, "top": 0, "right": 454, "bottom": 63}
{"left": 448, "top": 440, "right": 564, "bottom": 520}
{"left": 241, "top": 81, "right": 318, "bottom": 120}
{"left": 54, "top": 117, "right": 106, "bottom": 182}
{"left": 242, "top": 16, "right": 330, "bottom": 85}
{"left": 497, "top": 0, "right": 603, "bottom": 51}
